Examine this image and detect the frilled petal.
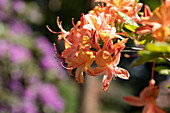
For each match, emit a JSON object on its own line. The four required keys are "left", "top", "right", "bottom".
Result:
{"left": 114, "top": 67, "right": 130, "bottom": 80}
{"left": 122, "top": 96, "right": 145, "bottom": 106}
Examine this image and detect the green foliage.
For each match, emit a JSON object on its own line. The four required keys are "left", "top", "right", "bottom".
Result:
{"left": 155, "top": 66, "right": 170, "bottom": 75}
{"left": 138, "top": 34, "right": 155, "bottom": 45}
{"left": 117, "top": 11, "right": 139, "bottom": 27}
{"left": 132, "top": 42, "right": 170, "bottom": 67}
{"left": 124, "top": 24, "right": 139, "bottom": 32}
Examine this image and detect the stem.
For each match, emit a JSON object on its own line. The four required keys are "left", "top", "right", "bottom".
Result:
{"left": 151, "top": 59, "right": 156, "bottom": 80}
{"left": 163, "top": 57, "right": 170, "bottom": 63}
{"left": 125, "top": 47, "right": 144, "bottom": 50}
{"left": 122, "top": 47, "right": 144, "bottom": 52}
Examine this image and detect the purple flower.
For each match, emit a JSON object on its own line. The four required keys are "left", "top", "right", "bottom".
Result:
{"left": 23, "top": 101, "right": 38, "bottom": 113}
{"left": 23, "top": 80, "right": 65, "bottom": 113}
{"left": 39, "top": 83, "right": 65, "bottom": 112}
{"left": 10, "top": 20, "right": 32, "bottom": 36}
{"left": 0, "top": 0, "right": 9, "bottom": 7}
{"left": 40, "top": 55, "right": 58, "bottom": 69}
{"left": 35, "top": 36, "right": 54, "bottom": 55}
{"left": 36, "top": 36, "right": 67, "bottom": 78}
{"left": 13, "top": 1, "right": 26, "bottom": 14}
{"left": 35, "top": 36, "right": 58, "bottom": 69}
{"left": 9, "top": 44, "right": 32, "bottom": 64}
{"left": 9, "top": 80, "right": 23, "bottom": 92}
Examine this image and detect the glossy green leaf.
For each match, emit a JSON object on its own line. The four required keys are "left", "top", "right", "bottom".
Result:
{"left": 117, "top": 11, "right": 139, "bottom": 27}
{"left": 146, "top": 42, "right": 170, "bottom": 53}
{"left": 124, "top": 24, "right": 139, "bottom": 32}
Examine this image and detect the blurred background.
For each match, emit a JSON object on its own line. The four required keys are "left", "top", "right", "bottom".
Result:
{"left": 0, "top": 0, "right": 169, "bottom": 113}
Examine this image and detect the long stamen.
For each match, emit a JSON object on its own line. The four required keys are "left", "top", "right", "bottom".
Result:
{"left": 54, "top": 54, "right": 65, "bottom": 62}
{"left": 53, "top": 43, "right": 63, "bottom": 58}
{"left": 60, "top": 62, "right": 73, "bottom": 70}
{"left": 72, "top": 18, "right": 76, "bottom": 27}
{"left": 46, "top": 25, "right": 61, "bottom": 34}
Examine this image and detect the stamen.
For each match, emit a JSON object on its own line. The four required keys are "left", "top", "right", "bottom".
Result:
{"left": 56, "top": 16, "right": 68, "bottom": 34}
{"left": 63, "top": 37, "right": 74, "bottom": 46}
{"left": 72, "top": 18, "right": 76, "bottom": 27}
{"left": 54, "top": 54, "right": 64, "bottom": 62}
{"left": 46, "top": 25, "right": 61, "bottom": 34}
{"left": 53, "top": 43, "right": 63, "bottom": 58}
{"left": 60, "top": 62, "right": 73, "bottom": 70}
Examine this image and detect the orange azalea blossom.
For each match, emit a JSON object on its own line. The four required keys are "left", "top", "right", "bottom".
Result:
{"left": 50, "top": 1, "right": 130, "bottom": 90}
{"left": 63, "top": 47, "right": 95, "bottom": 83}
{"left": 122, "top": 79, "right": 166, "bottom": 113}
{"left": 141, "top": 0, "right": 170, "bottom": 41}
{"left": 82, "top": 12, "right": 120, "bottom": 50}
{"left": 94, "top": 0, "right": 143, "bottom": 22}
{"left": 135, "top": 5, "right": 153, "bottom": 38}
{"left": 86, "top": 38, "right": 130, "bottom": 91}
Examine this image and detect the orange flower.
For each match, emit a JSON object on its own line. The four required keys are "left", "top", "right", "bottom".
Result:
{"left": 94, "top": 0, "right": 143, "bottom": 22}
{"left": 141, "top": 0, "right": 170, "bottom": 41}
{"left": 64, "top": 48, "right": 95, "bottom": 83}
{"left": 122, "top": 79, "right": 166, "bottom": 113}
{"left": 86, "top": 39, "right": 130, "bottom": 91}
{"left": 135, "top": 5, "right": 152, "bottom": 38}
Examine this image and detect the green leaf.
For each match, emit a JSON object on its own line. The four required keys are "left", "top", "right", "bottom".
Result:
{"left": 155, "top": 66, "right": 170, "bottom": 75}
{"left": 124, "top": 24, "right": 138, "bottom": 32}
{"left": 131, "top": 42, "right": 170, "bottom": 67}
{"left": 159, "top": 69, "right": 170, "bottom": 75}
{"left": 117, "top": 11, "right": 139, "bottom": 27}
{"left": 131, "top": 50, "right": 161, "bottom": 67}
{"left": 146, "top": 42, "right": 170, "bottom": 53}
{"left": 139, "top": 34, "right": 155, "bottom": 45}
{"left": 166, "top": 85, "right": 170, "bottom": 88}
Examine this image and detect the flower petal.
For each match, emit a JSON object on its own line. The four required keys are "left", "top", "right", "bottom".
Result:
{"left": 122, "top": 96, "right": 145, "bottom": 106}
{"left": 102, "top": 70, "right": 113, "bottom": 91}
{"left": 114, "top": 67, "right": 130, "bottom": 80}
{"left": 75, "top": 66, "right": 84, "bottom": 83}
{"left": 142, "top": 101, "right": 166, "bottom": 113}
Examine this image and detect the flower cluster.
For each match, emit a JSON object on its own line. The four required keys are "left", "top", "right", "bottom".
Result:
{"left": 50, "top": 0, "right": 169, "bottom": 112}
{"left": 50, "top": 0, "right": 146, "bottom": 91}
